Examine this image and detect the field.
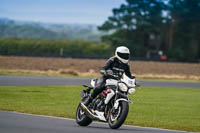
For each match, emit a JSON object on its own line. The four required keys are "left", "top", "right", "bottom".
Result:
{"left": 1, "top": 55, "right": 200, "bottom": 132}
{"left": 0, "top": 56, "right": 200, "bottom": 81}
{"left": 0, "top": 85, "right": 199, "bottom": 132}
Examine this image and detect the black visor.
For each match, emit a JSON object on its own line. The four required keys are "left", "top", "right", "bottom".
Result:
{"left": 117, "top": 52, "right": 129, "bottom": 60}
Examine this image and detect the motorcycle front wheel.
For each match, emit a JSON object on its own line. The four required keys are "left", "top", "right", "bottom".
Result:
{"left": 108, "top": 101, "right": 129, "bottom": 129}
{"left": 76, "top": 103, "right": 92, "bottom": 126}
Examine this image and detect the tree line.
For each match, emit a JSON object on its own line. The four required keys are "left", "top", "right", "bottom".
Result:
{"left": 0, "top": 0, "right": 199, "bottom": 62}
{"left": 98, "top": 0, "right": 200, "bottom": 62}
{"left": 0, "top": 38, "right": 112, "bottom": 58}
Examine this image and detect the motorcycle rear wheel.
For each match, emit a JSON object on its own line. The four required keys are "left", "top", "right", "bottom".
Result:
{"left": 76, "top": 103, "right": 92, "bottom": 126}
{"left": 108, "top": 101, "right": 129, "bottom": 129}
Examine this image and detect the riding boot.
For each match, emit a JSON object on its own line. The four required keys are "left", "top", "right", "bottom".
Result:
{"left": 82, "top": 95, "right": 93, "bottom": 106}
{"left": 91, "top": 83, "right": 105, "bottom": 98}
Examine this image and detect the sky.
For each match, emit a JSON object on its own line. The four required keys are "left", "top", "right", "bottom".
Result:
{"left": 0, "top": 0, "right": 125, "bottom": 25}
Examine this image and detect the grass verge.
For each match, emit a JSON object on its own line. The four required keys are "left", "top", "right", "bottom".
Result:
{"left": 0, "top": 69, "right": 199, "bottom": 83}
{"left": 0, "top": 85, "right": 199, "bottom": 132}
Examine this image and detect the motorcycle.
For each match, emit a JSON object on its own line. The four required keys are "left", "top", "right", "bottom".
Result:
{"left": 76, "top": 71, "right": 140, "bottom": 129}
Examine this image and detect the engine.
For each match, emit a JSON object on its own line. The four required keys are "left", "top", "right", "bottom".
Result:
{"left": 93, "top": 91, "right": 107, "bottom": 111}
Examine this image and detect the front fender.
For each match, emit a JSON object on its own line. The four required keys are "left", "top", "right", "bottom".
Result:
{"left": 114, "top": 98, "right": 132, "bottom": 109}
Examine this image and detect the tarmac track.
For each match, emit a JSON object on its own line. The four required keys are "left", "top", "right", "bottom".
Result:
{"left": 0, "top": 110, "right": 189, "bottom": 133}
{"left": 0, "top": 75, "right": 199, "bottom": 88}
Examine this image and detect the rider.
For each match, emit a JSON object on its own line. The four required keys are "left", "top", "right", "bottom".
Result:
{"left": 82, "top": 46, "right": 134, "bottom": 106}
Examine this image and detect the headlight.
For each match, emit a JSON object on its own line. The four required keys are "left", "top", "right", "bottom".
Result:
{"left": 128, "top": 88, "right": 136, "bottom": 94}
{"left": 119, "top": 83, "right": 128, "bottom": 92}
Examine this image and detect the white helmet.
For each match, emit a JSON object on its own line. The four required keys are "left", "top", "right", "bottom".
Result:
{"left": 115, "top": 46, "right": 130, "bottom": 64}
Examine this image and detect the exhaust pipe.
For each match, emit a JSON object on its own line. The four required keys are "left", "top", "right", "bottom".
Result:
{"left": 80, "top": 103, "right": 99, "bottom": 120}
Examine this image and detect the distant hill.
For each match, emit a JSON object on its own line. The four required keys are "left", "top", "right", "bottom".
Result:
{"left": 0, "top": 18, "right": 106, "bottom": 41}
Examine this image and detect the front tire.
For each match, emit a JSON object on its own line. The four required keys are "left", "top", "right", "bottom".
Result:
{"left": 76, "top": 103, "right": 92, "bottom": 126}
{"left": 108, "top": 101, "right": 129, "bottom": 129}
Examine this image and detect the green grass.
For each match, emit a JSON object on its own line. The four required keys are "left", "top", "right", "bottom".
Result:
{"left": 0, "top": 85, "right": 199, "bottom": 132}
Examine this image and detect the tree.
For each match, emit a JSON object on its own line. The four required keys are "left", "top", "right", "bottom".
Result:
{"left": 167, "top": 0, "right": 200, "bottom": 60}
{"left": 99, "top": 0, "right": 167, "bottom": 58}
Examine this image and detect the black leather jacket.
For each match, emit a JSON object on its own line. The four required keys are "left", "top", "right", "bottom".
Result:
{"left": 100, "top": 56, "right": 132, "bottom": 79}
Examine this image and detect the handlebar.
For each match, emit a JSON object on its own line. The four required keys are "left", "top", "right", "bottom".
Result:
{"left": 101, "top": 69, "right": 120, "bottom": 80}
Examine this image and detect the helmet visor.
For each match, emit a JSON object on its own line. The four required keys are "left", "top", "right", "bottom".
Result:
{"left": 117, "top": 52, "right": 129, "bottom": 60}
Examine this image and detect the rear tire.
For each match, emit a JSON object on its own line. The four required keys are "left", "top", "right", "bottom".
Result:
{"left": 76, "top": 103, "right": 92, "bottom": 126}
{"left": 108, "top": 101, "right": 129, "bottom": 129}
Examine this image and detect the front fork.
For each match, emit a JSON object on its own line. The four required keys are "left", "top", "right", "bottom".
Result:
{"left": 113, "top": 98, "right": 132, "bottom": 110}
{"left": 113, "top": 91, "right": 133, "bottom": 110}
